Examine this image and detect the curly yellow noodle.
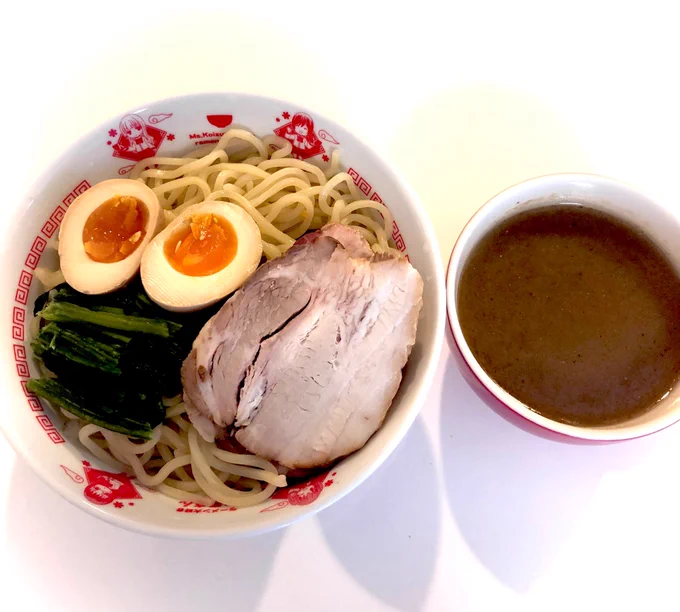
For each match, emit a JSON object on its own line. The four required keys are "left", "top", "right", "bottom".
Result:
{"left": 74, "top": 401, "right": 286, "bottom": 508}
{"left": 258, "top": 158, "right": 327, "bottom": 185}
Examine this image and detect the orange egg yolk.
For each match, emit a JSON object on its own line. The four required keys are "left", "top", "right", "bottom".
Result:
{"left": 82, "top": 196, "right": 148, "bottom": 263}
{"left": 164, "top": 213, "right": 238, "bottom": 277}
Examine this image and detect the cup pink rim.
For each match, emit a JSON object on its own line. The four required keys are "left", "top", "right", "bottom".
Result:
{"left": 445, "top": 172, "right": 680, "bottom": 442}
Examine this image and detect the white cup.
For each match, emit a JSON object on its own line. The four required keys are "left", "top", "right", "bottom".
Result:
{"left": 447, "top": 173, "right": 680, "bottom": 441}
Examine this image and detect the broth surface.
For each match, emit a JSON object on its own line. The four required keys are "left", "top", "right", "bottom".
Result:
{"left": 458, "top": 205, "right": 680, "bottom": 426}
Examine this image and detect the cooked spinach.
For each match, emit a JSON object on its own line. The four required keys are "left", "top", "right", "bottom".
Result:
{"left": 28, "top": 280, "right": 216, "bottom": 439}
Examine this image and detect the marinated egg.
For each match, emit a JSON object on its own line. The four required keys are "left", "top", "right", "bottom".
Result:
{"left": 141, "top": 201, "right": 262, "bottom": 311}
{"left": 58, "top": 179, "right": 162, "bottom": 294}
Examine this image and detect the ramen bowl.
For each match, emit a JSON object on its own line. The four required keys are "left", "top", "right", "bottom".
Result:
{"left": 447, "top": 173, "right": 680, "bottom": 442}
{"left": 0, "top": 93, "right": 445, "bottom": 537}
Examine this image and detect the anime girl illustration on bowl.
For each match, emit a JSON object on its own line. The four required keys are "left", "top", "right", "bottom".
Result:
{"left": 274, "top": 112, "right": 325, "bottom": 160}
{"left": 111, "top": 114, "right": 167, "bottom": 162}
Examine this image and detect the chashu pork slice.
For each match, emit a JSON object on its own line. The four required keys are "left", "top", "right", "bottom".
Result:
{"left": 182, "top": 224, "right": 423, "bottom": 468}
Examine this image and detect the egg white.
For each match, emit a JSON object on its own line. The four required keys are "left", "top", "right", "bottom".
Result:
{"left": 141, "top": 201, "right": 262, "bottom": 312}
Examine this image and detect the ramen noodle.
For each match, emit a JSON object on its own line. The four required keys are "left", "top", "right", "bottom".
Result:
{"left": 64, "top": 397, "right": 285, "bottom": 507}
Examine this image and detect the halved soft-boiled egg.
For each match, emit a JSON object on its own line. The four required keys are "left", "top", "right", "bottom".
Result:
{"left": 141, "top": 201, "right": 262, "bottom": 311}
{"left": 58, "top": 179, "right": 162, "bottom": 294}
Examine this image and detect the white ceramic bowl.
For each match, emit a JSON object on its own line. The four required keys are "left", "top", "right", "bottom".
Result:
{"left": 447, "top": 173, "right": 680, "bottom": 442}
{"left": 0, "top": 93, "right": 445, "bottom": 537}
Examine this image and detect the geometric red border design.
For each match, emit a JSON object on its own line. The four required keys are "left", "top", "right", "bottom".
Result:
{"left": 347, "top": 167, "right": 360, "bottom": 184}
{"left": 18, "top": 270, "right": 32, "bottom": 289}
{"left": 24, "top": 252, "right": 40, "bottom": 270}
{"left": 42, "top": 202, "right": 73, "bottom": 238}
{"left": 25, "top": 236, "right": 48, "bottom": 270}
{"left": 13, "top": 179, "right": 90, "bottom": 445}
{"left": 15, "top": 287, "right": 29, "bottom": 305}
{"left": 31, "top": 236, "right": 48, "bottom": 254}
{"left": 357, "top": 177, "right": 371, "bottom": 196}
{"left": 12, "top": 308, "right": 26, "bottom": 341}
{"left": 41, "top": 204, "right": 69, "bottom": 238}
{"left": 62, "top": 180, "right": 91, "bottom": 208}
{"left": 13, "top": 306, "right": 25, "bottom": 325}
{"left": 28, "top": 397, "right": 43, "bottom": 412}
{"left": 347, "top": 167, "right": 372, "bottom": 196}
{"left": 345, "top": 171, "right": 409, "bottom": 255}
{"left": 50, "top": 205, "right": 67, "bottom": 225}
{"left": 62, "top": 192, "right": 77, "bottom": 207}
{"left": 41, "top": 218, "right": 59, "bottom": 238}
{"left": 74, "top": 180, "right": 90, "bottom": 196}
{"left": 36, "top": 414, "right": 53, "bottom": 431}
{"left": 15, "top": 270, "right": 33, "bottom": 305}
{"left": 16, "top": 361, "right": 30, "bottom": 377}
{"left": 47, "top": 429, "right": 66, "bottom": 444}
{"left": 20, "top": 380, "right": 34, "bottom": 397}
{"left": 393, "top": 229, "right": 406, "bottom": 252}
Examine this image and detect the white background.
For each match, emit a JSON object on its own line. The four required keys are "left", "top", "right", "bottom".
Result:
{"left": 2, "top": 1, "right": 680, "bottom": 610}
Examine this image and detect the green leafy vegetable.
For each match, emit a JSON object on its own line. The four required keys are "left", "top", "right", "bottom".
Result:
{"left": 26, "top": 378, "right": 163, "bottom": 440}
{"left": 33, "top": 322, "right": 122, "bottom": 374}
{"left": 27, "top": 280, "right": 218, "bottom": 439}
{"left": 40, "top": 301, "right": 170, "bottom": 336}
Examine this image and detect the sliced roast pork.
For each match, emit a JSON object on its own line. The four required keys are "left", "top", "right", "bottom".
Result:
{"left": 296, "top": 223, "right": 374, "bottom": 258}
{"left": 182, "top": 224, "right": 423, "bottom": 469}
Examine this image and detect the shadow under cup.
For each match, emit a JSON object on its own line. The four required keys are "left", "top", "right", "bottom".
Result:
{"left": 447, "top": 173, "right": 680, "bottom": 442}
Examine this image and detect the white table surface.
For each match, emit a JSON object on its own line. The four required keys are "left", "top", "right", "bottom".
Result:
{"left": 2, "top": 2, "right": 680, "bottom": 610}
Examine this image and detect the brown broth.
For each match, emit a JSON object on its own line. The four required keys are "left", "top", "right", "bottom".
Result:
{"left": 457, "top": 205, "right": 680, "bottom": 426}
